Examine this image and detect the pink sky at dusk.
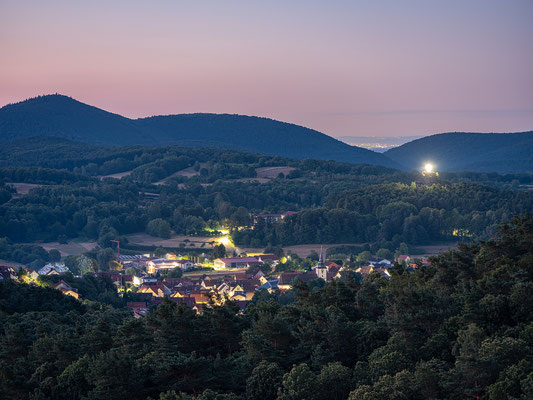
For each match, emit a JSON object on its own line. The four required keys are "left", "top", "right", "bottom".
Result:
{"left": 1, "top": 0, "right": 532, "bottom": 138}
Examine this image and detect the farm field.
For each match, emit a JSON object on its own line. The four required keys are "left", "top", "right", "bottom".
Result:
{"left": 27, "top": 241, "right": 97, "bottom": 257}
{"left": 154, "top": 163, "right": 208, "bottom": 185}
{"left": 126, "top": 232, "right": 218, "bottom": 249}
{"left": 243, "top": 242, "right": 458, "bottom": 258}
{"left": 255, "top": 166, "right": 295, "bottom": 178}
{"left": 242, "top": 243, "right": 363, "bottom": 258}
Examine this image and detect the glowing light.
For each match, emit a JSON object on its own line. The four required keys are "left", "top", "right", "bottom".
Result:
{"left": 424, "top": 163, "right": 434, "bottom": 173}
{"left": 217, "top": 236, "right": 232, "bottom": 247}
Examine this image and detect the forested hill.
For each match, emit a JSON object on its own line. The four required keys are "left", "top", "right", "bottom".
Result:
{"left": 0, "top": 94, "right": 151, "bottom": 145}
{"left": 0, "top": 94, "right": 401, "bottom": 168}
{"left": 385, "top": 131, "right": 533, "bottom": 173}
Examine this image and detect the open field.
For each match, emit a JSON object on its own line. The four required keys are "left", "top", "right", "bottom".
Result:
{"left": 8, "top": 182, "right": 47, "bottom": 196}
{"left": 243, "top": 242, "right": 459, "bottom": 258}
{"left": 127, "top": 233, "right": 218, "bottom": 249}
{"left": 152, "top": 165, "right": 296, "bottom": 186}
{"left": 232, "top": 177, "right": 270, "bottom": 183}
{"left": 28, "top": 241, "right": 97, "bottom": 257}
{"left": 98, "top": 170, "right": 134, "bottom": 179}
{"left": 242, "top": 243, "right": 363, "bottom": 258}
{"left": 256, "top": 166, "right": 296, "bottom": 178}
{"left": 26, "top": 232, "right": 458, "bottom": 259}
{"left": 284, "top": 243, "right": 361, "bottom": 257}
{"left": 154, "top": 163, "right": 209, "bottom": 185}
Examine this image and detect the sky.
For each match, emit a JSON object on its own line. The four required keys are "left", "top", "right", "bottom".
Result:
{"left": 1, "top": 0, "right": 532, "bottom": 138}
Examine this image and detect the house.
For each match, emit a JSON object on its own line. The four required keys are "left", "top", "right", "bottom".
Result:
{"left": 325, "top": 262, "right": 343, "bottom": 281}
{"left": 368, "top": 257, "right": 392, "bottom": 268}
{"left": 171, "top": 297, "right": 198, "bottom": 309}
{"left": 119, "top": 254, "right": 149, "bottom": 265}
{"left": 200, "top": 276, "right": 218, "bottom": 290}
{"left": 38, "top": 263, "right": 69, "bottom": 276}
{"left": 171, "top": 290, "right": 210, "bottom": 304}
{"left": 396, "top": 255, "right": 411, "bottom": 264}
{"left": 252, "top": 254, "right": 279, "bottom": 263}
{"left": 254, "top": 211, "right": 297, "bottom": 224}
{"left": 217, "top": 281, "right": 232, "bottom": 296}
{"left": 230, "top": 291, "right": 255, "bottom": 301}
{"left": 163, "top": 278, "right": 196, "bottom": 290}
{"left": 25, "top": 268, "right": 40, "bottom": 282}
{"left": 133, "top": 275, "right": 158, "bottom": 287}
{"left": 356, "top": 265, "right": 391, "bottom": 280}
{"left": 278, "top": 272, "right": 303, "bottom": 290}
{"left": 176, "top": 259, "right": 195, "bottom": 271}
{"left": 232, "top": 273, "right": 248, "bottom": 281}
{"left": 355, "top": 265, "right": 374, "bottom": 278}
{"left": 213, "top": 257, "right": 263, "bottom": 269}
{"left": 256, "top": 279, "right": 279, "bottom": 292}
{"left": 0, "top": 266, "right": 17, "bottom": 280}
{"left": 408, "top": 257, "right": 430, "bottom": 269}
{"left": 138, "top": 282, "right": 171, "bottom": 297}
{"left": 224, "top": 280, "right": 260, "bottom": 299}
{"left": 127, "top": 301, "right": 149, "bottom": 318}
{"left": 247, "top": 268, "right": 266, "bottom": 280}
{"left": 52, "top": 280, "right": 80, "bottom": 299}
{"left": 277, "top": 271, "right": 318, "bottom": 290}
{"left": 254, "top": 213, "right": 284, "bottom": 224}
{"left": 146, "top": 258, "right": 194, "bottom": 274}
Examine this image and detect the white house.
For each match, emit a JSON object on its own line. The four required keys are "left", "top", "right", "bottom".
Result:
{"left": 146, "top": 258, "right": 194, "bottom": 274}
{"left": 213, "top": 257, "right": 263, "bottom": 269}
{"left": 368, "top": 257, "right": 392, "bottom": 268}
{"left": 38, "top": 263, "right": 69, "bottom": 276}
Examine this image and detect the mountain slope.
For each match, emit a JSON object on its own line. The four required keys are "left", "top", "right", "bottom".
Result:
{"left": 0, "top": 94, "right": 401, "bottom": 168}
{"left": 0, "top": 95, "right": 152, "bottom": 145}
{"left": 385, "top": 131, "right": 533, "bottom": 173}
{"left": 136, "top": 113, "right": 400, "bottom": 166}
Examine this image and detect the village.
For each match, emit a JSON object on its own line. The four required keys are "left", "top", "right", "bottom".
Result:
{"left": 0, "top": 247, "right": 430, "bottom": 318}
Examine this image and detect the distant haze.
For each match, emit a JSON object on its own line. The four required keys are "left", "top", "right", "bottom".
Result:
{"left": 338, "top": 136, "right": 425, "bottom": 152}
{"left": 1, "top": 0, "right": 532, "bottom": 137}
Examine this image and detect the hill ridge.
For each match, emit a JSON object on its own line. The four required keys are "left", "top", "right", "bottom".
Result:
{"left": 0, "top": 94, "right": 401, "bottom": 169}
{"left": 385, "top": 131, "right": 533, "bottom": 173}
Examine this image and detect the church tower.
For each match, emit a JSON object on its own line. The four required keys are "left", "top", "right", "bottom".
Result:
{"left": 316, "top": 247, "right": 328, "bottom": 281}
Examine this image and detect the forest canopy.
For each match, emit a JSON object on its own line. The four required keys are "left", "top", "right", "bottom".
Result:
{"left": 0, "top": 214, "right": 532, "bottom": 399}
{"left": 0, "top": 137, "right": 531, "bottom": 263}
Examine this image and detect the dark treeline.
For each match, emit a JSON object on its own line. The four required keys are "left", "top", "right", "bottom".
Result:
{"left": 0, "top": 166, "right": 95, "bottom": 184}
{"left": 233, "top": 182, "right": 532, "bottom": 246}
{"left": 4, "top": 176, "right": 531, "bottom": 250}
{"left": 1, "top": 215, "right": 532, "bottom": 399}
